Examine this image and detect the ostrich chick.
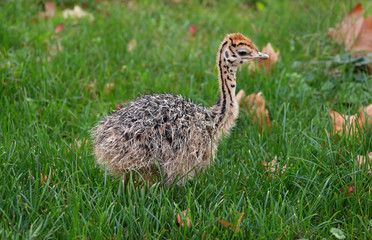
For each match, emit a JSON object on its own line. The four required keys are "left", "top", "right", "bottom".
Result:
{"left": 92, "top": 33, "right": 269, "bottom": 185}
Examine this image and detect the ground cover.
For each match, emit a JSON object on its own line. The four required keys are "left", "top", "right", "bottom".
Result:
{"left": 1, "top": 0, "right": 371, "bottom": 238}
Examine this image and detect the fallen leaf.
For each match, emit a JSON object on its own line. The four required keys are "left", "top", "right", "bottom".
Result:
{"left": 359, "top": 104, "right": 372, "bottom": 128}
{"left": 352, "top": 16, "right": 372, "bottom": 52}
{"left": 38, "top": 1, "right": 55, "bottom": 18}
{"left": 219, "top": 219, "right": 232, "bottom": 228}
{"left": 241, "top": 92, "right": 272, "bottom": 131}
{"left": 104, "top": 83, "right": 115, "bottom": 95}
{"left": 176, "top": 209, "right": 191, "bottom": 228}
{"left": 259, "top": 43, "right": 280, "bottom": 72}
{"left": 329, "top": 104, "right": 372, "bottom": 136}
{"left": 263, "top": 156, "right": 287, "bottom": 178}
{"left": 328, "top": 3, "right": 372, "bottom": 53}
{"left": 63, "top": 5, "right": 94, "bottom": 21}
{"left": 86, "top": 79, "right": 99, "bottom": 99}
{"left": 127, "top": 39, "right": 137, "bottom": 52}
{"left": 188, "top": 25, "right": 197, "bottom": 36}
{"left": 219, "top": 212, "right": 244, "bottom": 233}
{"left": 236, "top": 89, "right": 246, "bottom": 105}
{"left": 248, "top": 43, "right": 279, "bottom": 73}
{"left": 329, "top": 109, "right": 358, "bottom": 135}
{"left": 328, "top": 3, "right": 364, "bottom": 51}
{"left": 356, "top": 152, "right": 372, "bottom": 173}
{"left": 55, "top": 23, "right": 65, "bottom": 33}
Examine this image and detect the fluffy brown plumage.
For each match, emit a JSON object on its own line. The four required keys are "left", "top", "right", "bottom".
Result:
{"left": 92, "top": 33, "right": 268, "bottom": 185}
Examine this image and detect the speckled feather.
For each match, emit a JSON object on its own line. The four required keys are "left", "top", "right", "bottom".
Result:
{"left": 93, "top": 94, "right": 217, "bottom": 184}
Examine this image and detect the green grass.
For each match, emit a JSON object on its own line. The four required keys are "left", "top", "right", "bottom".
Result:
{"left": 1, "top": 0, "right": 372, "bottom": 239}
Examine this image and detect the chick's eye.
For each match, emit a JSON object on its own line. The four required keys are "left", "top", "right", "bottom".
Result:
{"left": 238, "top": 51, "right": 249, "bottom": 56}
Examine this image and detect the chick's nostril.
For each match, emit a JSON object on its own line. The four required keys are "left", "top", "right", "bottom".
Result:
{"left": 258, "top": 52, "right": 269, "bottom": 59}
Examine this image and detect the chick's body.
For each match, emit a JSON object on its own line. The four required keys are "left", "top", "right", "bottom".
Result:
{"left": 92, "top": 33, "right": 269, "bottom": 184}
{"left": 93, "top": 94, "right": 216, "bottom": 184}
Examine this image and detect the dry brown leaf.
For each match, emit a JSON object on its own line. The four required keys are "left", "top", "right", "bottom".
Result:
{"left": 55, "top": 23, "right": 65, "bottom": 33}
{"left": 329, "top": 104, "right": 372, "bottom": 136}
{"left": 86, "top": 79, "right": 100, "bottom": 99}
{"left": 352, "top": 15, "right": 372, "bottom": 52}
{"left": 245, "top": 92, "right": 265, "bottom": 108}
{"left": 219, "top": 212, "right": 244, "bottom": 233}
{"left": 259, "top": 43, "right": 280, "bottom": 72}
{"left": 328, "top": 3, "right": 372, "bottom": 53}
{"left": 263, "top": 156, "right": 287, "bottom": 178}
{"left": 176, "top": 209, "right": 191, "bottom": 228}
{"left": 44, "top": 1, "right": 55, "bottom": 17}
{"left": 359, "top": 104, "right": 372, "bottom": 127}
{"left": 248, "top": 43, "right": 279, "bottom": 73}
{"left": 356, "top": 152, "right": 372, "bottom": 173}
{"left": 236, "top": 89, "right": 246, "bottom": 105}
{"left": 104, "top": 83, "right": 115, "bottom": 95}
{"left": 329, "top": 109, "right": 358, "bottom": 135}
{"left": 38, "top": 1, "right": 55, "bottom": 18}
{"left": 127, "top": 39, "right": 137, "bottom": 52}
{"left": 219, "top": 219, "right": 232, "bottom": 228}
{"left": 63, "top": 5, "right": 94, "bottom": 21}
{"left": 115, "top": 103, "right": 123, "bottom": 109}
{"left": 241, "top": 92, "right": 272, "bottom": 131}
{"left": 328, "top": 3, "right": 364, "bottom": 51}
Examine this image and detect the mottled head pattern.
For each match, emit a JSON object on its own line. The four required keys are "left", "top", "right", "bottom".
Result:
{"left": 92, "top": 33, "right": 268, "bottom": 185}
{"left": 218, "top": 33, "right": 268, "bottom": 67}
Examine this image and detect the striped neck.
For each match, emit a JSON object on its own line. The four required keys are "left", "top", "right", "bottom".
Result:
{"left": 213, "top": 40, "right": 238, "bottom": 125}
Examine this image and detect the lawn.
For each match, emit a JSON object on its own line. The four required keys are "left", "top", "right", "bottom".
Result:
{"left": 1, "top": 0, "right": 372, "bottom": 239}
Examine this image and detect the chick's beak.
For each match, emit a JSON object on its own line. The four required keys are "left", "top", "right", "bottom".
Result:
{"left": 255, "top": 51, "right": 269, "bottom": 60}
